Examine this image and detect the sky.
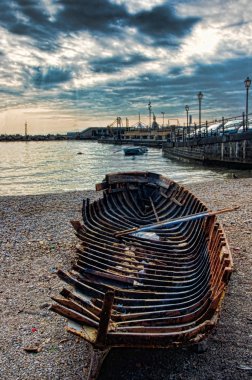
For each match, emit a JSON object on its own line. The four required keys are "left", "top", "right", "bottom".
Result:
{"left": 1, "top": 0, "right": 252, "bottom": 135}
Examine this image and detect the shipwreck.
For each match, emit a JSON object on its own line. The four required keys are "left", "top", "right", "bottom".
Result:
{"left": 51, "top": 171, "right": 234, "bottom": 379}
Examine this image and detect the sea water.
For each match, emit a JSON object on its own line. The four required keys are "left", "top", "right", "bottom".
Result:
{"left": 0, "top": 140, "right": 244, "bottom": 196}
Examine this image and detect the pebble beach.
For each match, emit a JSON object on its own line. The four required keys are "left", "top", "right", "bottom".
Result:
{"left": 0, "top": 178, "right": 251, "bottom": 380}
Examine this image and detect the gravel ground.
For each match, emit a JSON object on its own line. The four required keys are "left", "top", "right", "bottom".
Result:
{"left": 0, "top": 178, "right": 251, "bottom": 380}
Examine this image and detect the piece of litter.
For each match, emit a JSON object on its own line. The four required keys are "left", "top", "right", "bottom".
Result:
{"left": 23, "top": 344, "right": 42, "bottom": 353}
{"left": 133, "top": 231, "right": 160, "bottom": 240}
{"left": 237, "top": 364, "right": 252, "bottom": 371}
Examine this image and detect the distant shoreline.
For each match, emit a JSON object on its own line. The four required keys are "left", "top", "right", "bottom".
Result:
{"left": 0, "top": 135, "right": 67, "bottom": 141}
{"left": 0, "top": 135, "right": 101, "bottom": 142}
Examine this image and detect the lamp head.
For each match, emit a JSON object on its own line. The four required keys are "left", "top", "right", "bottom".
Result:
{"left": 244, "top": 77, "right": 251, "bottom": 89}
{"left": 185, "top": 105, "right": 189, "bottom": 112}
{"left": 197, "top": 91, "right": 203, "bottom": 100}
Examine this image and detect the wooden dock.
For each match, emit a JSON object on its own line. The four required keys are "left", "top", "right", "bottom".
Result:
{"left": 162, "top": 131, "right": 252, "bottom": 169}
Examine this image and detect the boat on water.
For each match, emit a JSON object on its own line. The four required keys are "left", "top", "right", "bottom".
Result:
{"left": 123, "top": 146, "right": 148, "bottom": 156}
{"left": 51, "top": 171, "right": 233, "bottom": 379}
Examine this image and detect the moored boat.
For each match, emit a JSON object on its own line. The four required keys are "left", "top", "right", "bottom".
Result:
{"left": 123, "top": 146, "right": 148, "bottom": 155}
{"left": 51, "top": 171, "right": 233, "bottom": 379}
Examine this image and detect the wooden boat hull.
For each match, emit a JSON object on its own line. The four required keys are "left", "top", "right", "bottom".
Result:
{"left": 51, "top": 172, "right": 233, "bottom": 352}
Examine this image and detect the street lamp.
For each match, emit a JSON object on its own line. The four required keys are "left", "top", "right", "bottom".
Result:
{"left": 185, "top": 105, "right": 189, "bottom": 132}
{"left": 244, "top": 76, "right": 251, "bottom": 131}
{"left": 197, "top": 91, "right": 203, "bottom": 134}
{"left": 161, "top": 112, "right": 165, "bottom": 128}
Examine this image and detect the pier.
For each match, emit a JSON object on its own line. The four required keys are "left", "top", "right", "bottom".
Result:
{"left": 163, "top": 130, "right": 252, "bottom": 169}
{"left": 98, "top": 113, "right": 252, "bottom": 168}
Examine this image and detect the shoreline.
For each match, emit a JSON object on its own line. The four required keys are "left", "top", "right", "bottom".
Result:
{"left": 0, "top": 178, "right": 251, "bottom": 379}
{"left": 0, "top": 174, "right": 250, "bottom": 199}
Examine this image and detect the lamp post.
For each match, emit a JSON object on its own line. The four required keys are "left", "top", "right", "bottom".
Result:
{"left": 197, "top": 92, "right": 203, "bottom": 135}
{"left": 161, "top": 112, "right": 165, "bottom": 128}
{"left": 185, "top": 105, "right": 189, "bottom": 133}
{"left": 244, "top": 76, "right": 251, "bottom": 131}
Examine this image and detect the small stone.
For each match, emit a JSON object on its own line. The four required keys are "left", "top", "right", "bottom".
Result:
{"left": 40, "top": 303, "right": 50, "bottom": 309}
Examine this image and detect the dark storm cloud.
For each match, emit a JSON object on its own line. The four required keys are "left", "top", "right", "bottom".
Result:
{"left": 55, "top": 1, "right": 200, "bottom": 46}
{"left": 0, "top": 0, "right": 200, "bottom": 51}
{"left": 15, "top": 0, "right": 50, "bottom": 23}
{"left": 32, "top": 67, "right": 72, "bottom": 89}
{"left": 130, "top": 4, "right": 200, "bottom": 44}
{"left": 90, "top": 54, "right": 153, "bottom": 73}
{"left": 0, "top": 0, "right": 59, "bottom": 50}
{"left": 0, "top": 0, "right": 128, "bottom": 51}
{"left": 55, "top": 0, "right": 128, "bottom": 33}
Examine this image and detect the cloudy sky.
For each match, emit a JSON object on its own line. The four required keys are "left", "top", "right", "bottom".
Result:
{"left": 0, "top": 0, "right": 252, "bottom": 134}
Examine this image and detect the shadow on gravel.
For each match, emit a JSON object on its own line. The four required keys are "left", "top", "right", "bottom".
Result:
{"left": 98, "top": 346, "right": 211, "bottom": 380}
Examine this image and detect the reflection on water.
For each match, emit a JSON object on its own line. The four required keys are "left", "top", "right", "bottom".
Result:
{"left": 0, "top": 141, "right": 250, "bottom": 195}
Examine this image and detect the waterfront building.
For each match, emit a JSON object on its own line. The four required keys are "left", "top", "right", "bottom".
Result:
{"left": 67, "top": 127, "right": 110, "bottom": 140}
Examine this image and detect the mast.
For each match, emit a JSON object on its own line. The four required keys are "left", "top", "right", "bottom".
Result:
{"left": 148, "top": 101, "right": 152, "bottom": 128}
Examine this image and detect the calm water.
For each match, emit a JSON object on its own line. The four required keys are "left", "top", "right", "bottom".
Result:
{"left": 0, "top": 141, "right": 247, "bottom": 196}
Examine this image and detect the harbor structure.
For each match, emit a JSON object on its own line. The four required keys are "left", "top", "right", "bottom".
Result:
{"left": 162, "top": 127, "right": 252, "bottom": 169}
{"left": 98, "top": 77, "right": 252, "bottom": 168}
{"left": 99, "top": 112, "right": 252, "bottom": 168}
{"left": 67, "top": 127, "right": 110, "bottom": 140}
